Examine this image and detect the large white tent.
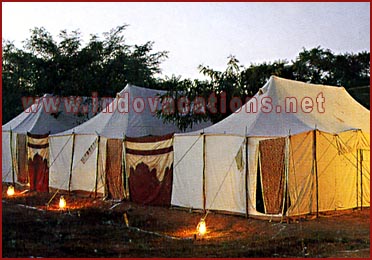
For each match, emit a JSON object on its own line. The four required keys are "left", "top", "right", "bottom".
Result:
{"left": 2, "top": 94, "right": 93, "bottom": 185}
{"left": 49, "top": 84, "right": 210, "bottom": 199}
{"left": 171, "top": 76, "right": 370, "bottom": 218}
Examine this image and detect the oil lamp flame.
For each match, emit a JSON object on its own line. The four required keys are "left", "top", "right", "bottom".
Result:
{"left": 197, "top": 218, "right": 207, "bottom": 236}
{"left": 7, "top": 185, "right": 15, "bottom": 196}
{"left": 59, "top": 196, "right": 66, "bottom": 209}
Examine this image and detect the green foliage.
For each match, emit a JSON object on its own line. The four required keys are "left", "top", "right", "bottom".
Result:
{"left": 291, "top": 46, "right": 370, "bottom": 87}
{"left": 154, "top": 75, "right": 212, "bottom": 130}
{"left": 2, "top": 25, "right": 168, "bottom": 123}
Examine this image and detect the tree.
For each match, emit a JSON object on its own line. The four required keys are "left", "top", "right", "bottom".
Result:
{"left": 291, "top": 46, "right": 370, "bottom": 88}
{"left": 2, "top": 25, "right": 168, "bottom": 123}
{"left": 155, "top": 75, "right": 212, "bottom": 131}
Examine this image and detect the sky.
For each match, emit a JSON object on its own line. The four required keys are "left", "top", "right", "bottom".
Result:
{"left": 2, "top": 2, "right": 370, "bottom": 80}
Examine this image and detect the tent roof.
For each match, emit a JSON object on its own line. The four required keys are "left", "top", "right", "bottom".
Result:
{"left": 53, "top": 84, "right": 210, "bottom": 138}
{"left": 183, "top": 76, "right": 370, "bottom": 137}
{"left": 2, "top": 94, "right": 89, "bottom": 135}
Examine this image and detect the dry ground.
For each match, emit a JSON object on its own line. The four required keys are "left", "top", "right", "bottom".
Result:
{"left": 2, "top": 184, "right": 370, "bottom": 258}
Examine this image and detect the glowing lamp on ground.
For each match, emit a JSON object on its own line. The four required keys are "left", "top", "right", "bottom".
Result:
{"left": 59, "top": 196, "right": 66, "bottom": 209}
{"left": 7, "top": 185, "right": 15, "bottom": 196}
{"left": 196, "top": 218, "right": 207, "bottom": 236}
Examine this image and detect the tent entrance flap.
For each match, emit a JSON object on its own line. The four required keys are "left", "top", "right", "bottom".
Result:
{"left": 105, "top": 139, "right": 125, "bottom": 200}
{"left": 27, "top": 132, "right": 50, "bottom": 192}
{"left": 258, "top": 138, "right": 286, "bottom": 214}
{"left": 125, "top": 134, "right": 174, "bottom": 206}
{"left": 17, "top": 134, "right": 28, "bottom": 184}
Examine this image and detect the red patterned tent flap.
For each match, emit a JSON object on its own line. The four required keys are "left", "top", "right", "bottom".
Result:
{"left": 259, "top": 137, "right": 286, "bottom": 214}
{"left": 125, "top": 134, "right": 173, "bottom": 206}
{"left": 27, "top": 132, "right": 50, "bottom": 192}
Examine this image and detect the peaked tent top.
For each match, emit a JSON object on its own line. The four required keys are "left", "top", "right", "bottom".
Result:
{"left": 184, "top": 76, "right": 370, "bottom": 137}
{"left": 53, "top": 84, "right": 210, "bottom": 138}
{"left": 2, "top": 94, "right": 88, "bottom": 135}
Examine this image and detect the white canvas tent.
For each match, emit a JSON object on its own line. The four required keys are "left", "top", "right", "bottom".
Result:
{"left": 171, "top": 76, "right": 370, "bottom": 218}
{"left": 2, "top": 94, "right": 93, "bottom": 184}
{"left": 49, "top": 84, "right": 210, "bottom": 198}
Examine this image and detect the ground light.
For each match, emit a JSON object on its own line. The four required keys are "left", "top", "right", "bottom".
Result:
{"left": 7, "top": 185, "right": 15, "bottom": 196}
{"left": 196, "top": 218, "right": 207, "bottom": 237}
{"left": 59, "top": 196, "right": 66, "bottom": 209}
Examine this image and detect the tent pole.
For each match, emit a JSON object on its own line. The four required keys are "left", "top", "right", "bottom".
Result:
{"left": 313, "top": 129, "right": 319, "bottom": 218}
{"left": 360, "top": 149, "right": 363, "bottom": 211}
{"left": 281, "top": 132, "right": 290, "bottom": 221}
{"left": 122, "top": 135, "right": 129, "bottom": 200}
{"left": 356, "top": 149, "right": 359, "bottom": 208}
{"left": 94, "top": 135, "right": 100, "bottom": 198}
{"left": 68, "top": 133, "right": 76, "bottom": 194}
{"left": 103, "top": 140, "right": 109, "bottom": 199}
{"left": 245, "top": 137, "right": 249, "bottom": 218}
{"left": 10, "top": 129, "right": 15, "bottom": 185}
{"left": 202, "top": 134, "right": 206, "bottom": 212}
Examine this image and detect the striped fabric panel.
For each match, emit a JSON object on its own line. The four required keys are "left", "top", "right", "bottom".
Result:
{"left": 125, "top": 134, "right": 173, "bottom": 156}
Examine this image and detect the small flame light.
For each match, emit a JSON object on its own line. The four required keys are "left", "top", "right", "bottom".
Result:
{"left": 7, "top": 185, "right": 15, "bottom": 196}
{"left": 59, "top": 196, "right": 66, "bottom": 209}
{"left": 196, "top": 218, "right": 207, "bottom": 236}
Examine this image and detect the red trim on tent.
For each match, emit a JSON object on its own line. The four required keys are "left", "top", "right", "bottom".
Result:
{"left": 125, "top": 133, "right": 173, "bottom": 143}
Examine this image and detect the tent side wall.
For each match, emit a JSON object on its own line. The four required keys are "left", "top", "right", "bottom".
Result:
{"left": 49, "top": 134, "right": 106, "bottom": 195}
{"left": 316, "top": 131, "right": 357, "bottom": 211}
{"left": 287, "top": 130, "right": 370, "bottom": 217}
{"left": 356, "top": 132, "right": 370, "bottom": 207}
{"left": 205, "top": 135, "right": 246, "bottom": 214}
{"left": 172, "top": 130, "right": 370, "bottom": 218}
{"left": 2, "top": 131, "right": 13, "bottom": 183}
{"left": 171, "top": 135, "right": 204, "bottom": 209}
{"left": 287, "top": 131, "right": 317, "bottom": 216}
{"left": 361, "top": 146, "right": 370, "bottom": 207}
{"left": 70, "top": 135, "right": 104, "bottom": 195}
{"left": 172, "top": 134, "right": 247, "bottom": 214}
{"left": 49, "top": 135, "right": 74, "bottom": 191}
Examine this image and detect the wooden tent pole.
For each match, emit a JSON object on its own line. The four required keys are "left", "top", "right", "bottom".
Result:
{"left": 202, "top": 134, "right": 206, "bottom": 212}
{"left": 245, "top": 137, "right": 249, "bottom": 218}
{"left": 94, "top": 135, "right": 100, "bottom": 198}
{"left": 122, "top": 134, "right": 129, "bottom": 200}
{"left": 356, "top": 149, "right": 359, "bottom": 208}
{"left": 103, "top": 140, "right": 109, "bottom": 199}
{"left": 281, "top": 131, "right": 290, "bottom": 221}
{"left": 359, "top": 150, "right": 362, "bottom": 208}
{"left": 313, "top": 129, "right": 319, "bottom": 218}
{"left": 68, "top": 133, "right": 76, "bottom": 194}
{"left": 10, "top": 129, "right": 15, "bottom": 185}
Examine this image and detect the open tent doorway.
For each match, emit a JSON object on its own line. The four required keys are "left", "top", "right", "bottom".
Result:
{"left": 27, "top": 132, "right": 50, "bottom": 192}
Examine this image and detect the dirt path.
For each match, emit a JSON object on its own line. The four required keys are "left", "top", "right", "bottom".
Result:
{"left": 2, "top": 188, "right": 370, "bottom": 257}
